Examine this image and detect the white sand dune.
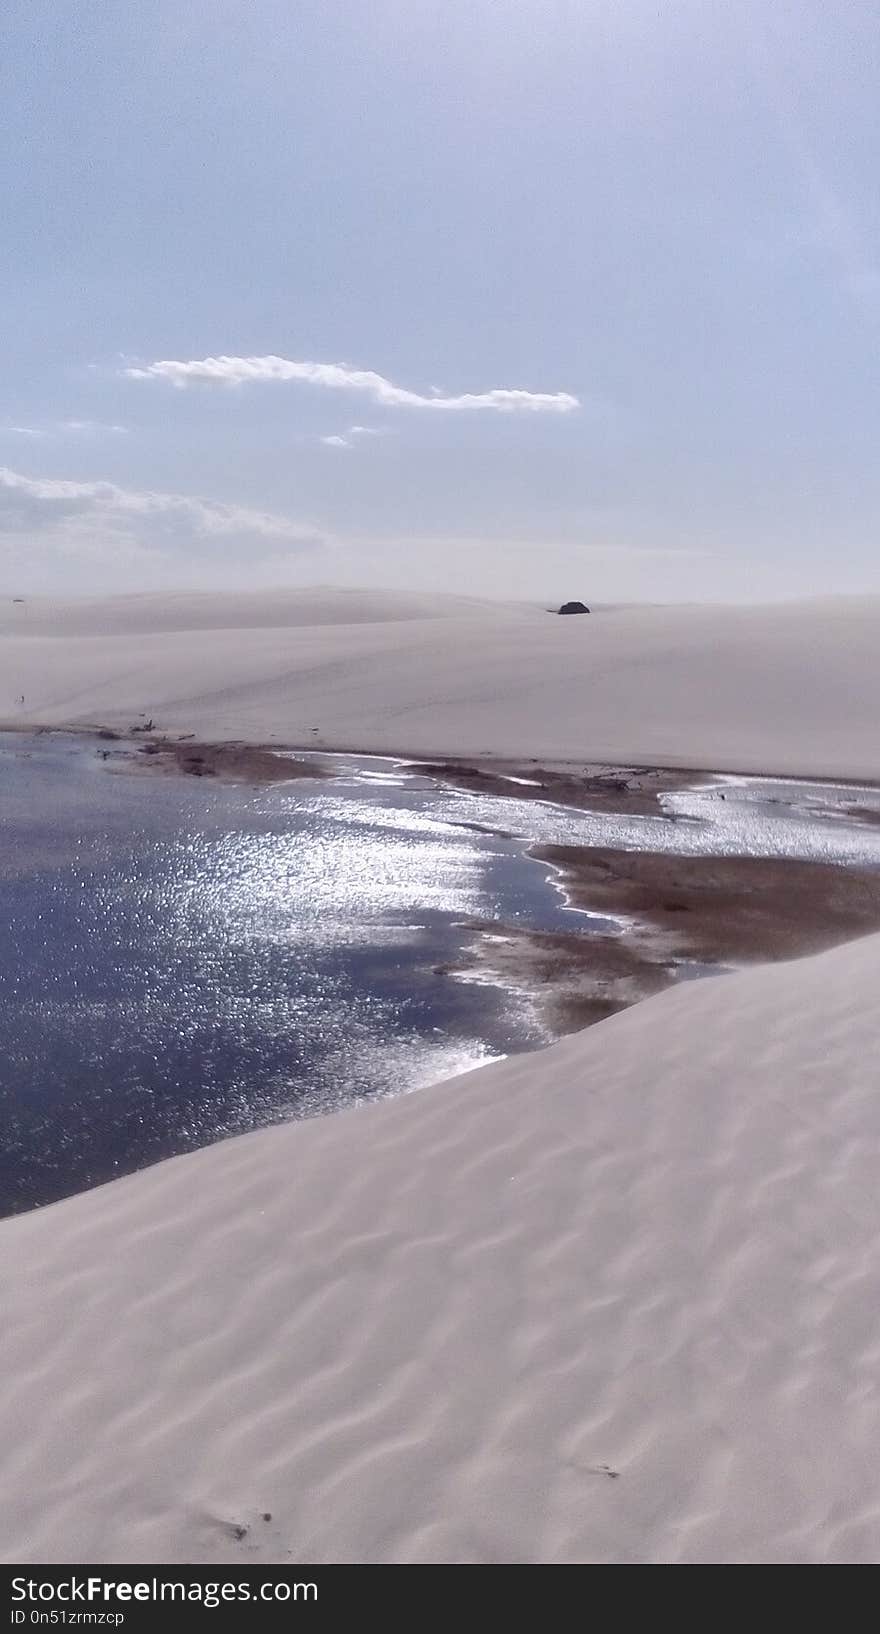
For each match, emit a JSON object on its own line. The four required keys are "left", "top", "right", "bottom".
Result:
{"left": 1, "top": 589, "right": 879, "bottom": 778}
{"left": 0, "top": 586, "right": 519, "bottom": 636}
{"left": 2, "top": 932, "right": 880, "bottom": 1564}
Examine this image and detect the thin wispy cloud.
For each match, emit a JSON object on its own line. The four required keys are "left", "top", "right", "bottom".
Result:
{"left": 2, "top": 420, "right": 128, "bottom": 439}
{"left": 125, "top": 355, "right": 580, "bottom": 415}
{"left": 0, "top": 466, "right": 321, "bottom": 558}
{"left": 320, "top": 434, "right": 351, "bottom": 448}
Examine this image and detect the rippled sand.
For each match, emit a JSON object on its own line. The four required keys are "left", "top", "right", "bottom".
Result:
{"left": 2, "top": 932, "right": 879, "bottom": 1563}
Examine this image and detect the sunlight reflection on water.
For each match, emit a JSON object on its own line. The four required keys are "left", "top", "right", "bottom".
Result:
{"left": 0, "top": 737, "right": 574, "bottom": 1213}
{"left": 2, "top": 734, "right": 878, "bottom": 1215}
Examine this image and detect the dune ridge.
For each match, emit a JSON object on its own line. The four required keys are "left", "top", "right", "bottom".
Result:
{"left": 2, "top": 933, "right": 880, "bottom": 1564}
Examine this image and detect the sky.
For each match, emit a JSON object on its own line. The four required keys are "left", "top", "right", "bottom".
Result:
{"left": 1, "top": 0, "right": 878, "bottom": 602}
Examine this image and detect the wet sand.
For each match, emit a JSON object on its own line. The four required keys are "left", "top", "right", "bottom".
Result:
{"left": 453, "top": 848, "right": 880, "bottom": 1033}
{"left": 117, "top": 734, "right": 327, "bottom": 784}
{"left": 416, "top": 759, "right": 698, "bottom": 816}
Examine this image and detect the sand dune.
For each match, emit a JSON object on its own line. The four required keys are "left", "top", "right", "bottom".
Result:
{"left": 1, "top": 590, "right": 879, "bottom": 778}
{"left": 2, "top": 932, "right": 879, "bottom": 1564}
{"left": 0, "top": 586, "right": 521, "bottom": 637}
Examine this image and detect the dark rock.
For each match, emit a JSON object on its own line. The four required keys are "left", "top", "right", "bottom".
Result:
{"left": 557, "top": 601, "right": 590, "bottom": 615}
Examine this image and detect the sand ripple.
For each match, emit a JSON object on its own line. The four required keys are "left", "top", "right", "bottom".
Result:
{"left": 2, "top": 934, "right": 880, "bottom": 1562}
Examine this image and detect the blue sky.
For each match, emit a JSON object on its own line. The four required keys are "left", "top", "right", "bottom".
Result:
{"left": 1, "top": 0, "right": 878, "bottom": 599}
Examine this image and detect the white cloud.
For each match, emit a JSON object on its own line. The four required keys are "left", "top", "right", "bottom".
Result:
{"left": 320, "top": 424, "right": 389, "bottom": 448}
{"left": 0, "top": 467, "right": 322, "bottom": 566}
{"left": 125, "top": 355, "right": 580, "bottom": 414}
{"left": 2, "top": 420, "right": 128, "bottom": 439}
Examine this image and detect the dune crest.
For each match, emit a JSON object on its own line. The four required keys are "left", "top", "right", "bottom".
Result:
{"left": 2, "top": 933, "right": 880, "bottom": 1563}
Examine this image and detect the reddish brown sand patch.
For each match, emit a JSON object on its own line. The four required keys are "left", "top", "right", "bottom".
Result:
{"left": 449, "top": 848, "right": 880, "bottom": 1033}
{"left": 130, "top": 737, "right": 326, "bottom": 784}
{"left": 418, "top": 759, "right": 697, "bottom": 816}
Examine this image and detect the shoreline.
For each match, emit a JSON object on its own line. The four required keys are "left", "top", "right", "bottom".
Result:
{"left": 5, "top": 717, "right": 880, "bottom": 795}
{"left": 451, "top": 846, "right": 880, "bottom": 1035}
{"left": 7, "top": 725, "right": 880, "bottom": 1043}
{"left": 108, "top": 730, "right": 880, "bottom": 1038}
